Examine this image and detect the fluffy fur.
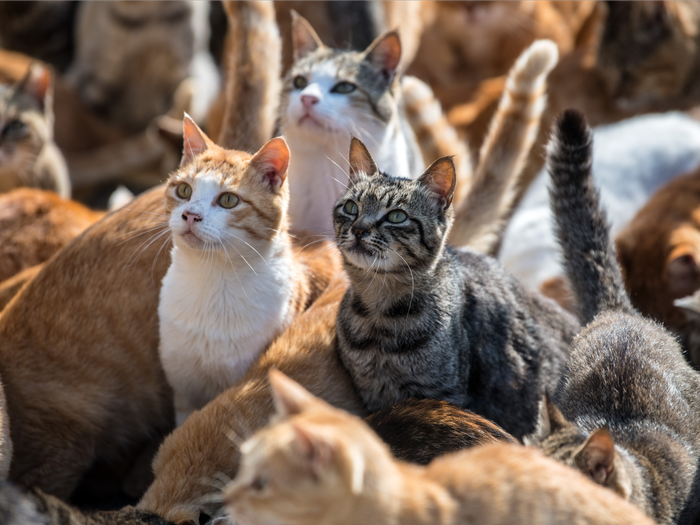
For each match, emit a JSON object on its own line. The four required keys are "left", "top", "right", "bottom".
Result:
{"left": 531, "top": 109, "right": 700, "bottom": 524}
{"left": 334, "top": 138, "right": 579, "bottom": 439}
{"left": 224, "top": 371, "right": 655, "bottom": 525}
{"left": 159, "top": 117, "right": 339, "bottom": 425}
{"left": 0, "top": 64, "right": 70, "bottom": 198}
{"left": 365, "top": 398, "right": 517, "bottom": 465}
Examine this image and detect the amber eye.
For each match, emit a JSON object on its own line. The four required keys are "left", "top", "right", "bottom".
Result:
{"left": 293, "top": 76, "right": 308, "bottom": 90}
{"left": 251, "top": 476, "right": 268, "bottom": 491}
{"left": 331, "top": 81, "right": 356, "bottom": 94}
{"left": 218, "top": 192, "right": 239, "bottom": 209}
{"left": 176, "top": 182, "right": 192, "bottom": 199}
{"left": 387, "top": 210, "right": 407, "bottom": 223}
{"left": 344, "top": 200, "right": 358, "bottom": 215}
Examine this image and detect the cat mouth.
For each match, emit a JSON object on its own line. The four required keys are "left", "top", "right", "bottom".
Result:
{"left": 180, "top": 229, "right": 205, "bottom": 246}
{"left": 298, "top": 113, "right": 324, "bottom": 128}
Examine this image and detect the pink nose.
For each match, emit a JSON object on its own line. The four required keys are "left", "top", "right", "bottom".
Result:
{"left": 182, "top": 211, "right": 202, "bottom": 227}
{"left": 301, "top": 94, "right": 319, "bottom": 109}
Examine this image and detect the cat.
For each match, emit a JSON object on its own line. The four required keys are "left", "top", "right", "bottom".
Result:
{"left": 66, "top": 1, "right": 219, "bottom": 134}
{"left": 0, "top": 63, "right": 70, "bottom": 198}
{"left": 224, "top": 370, "right": 655, "bottom": 525}
{"left": 527, "top": 109, "right": 700, "bottom": 525}
{"left": 158, "top": 116, "right": 339, "bottom": 425}
{"left": 0, "top": 188, "right": 102, "bottom": 283}
{"left": 597, "top": 1, "right": 700, "bottom": 112}
{"left": 333, "top": 137, "right": 579, "bottom": 439}
{"left": 365, "top": 398, "right": 517, "bottom": 465}
{"left": 0, "top": 480, "right": 175, "bottom": 525}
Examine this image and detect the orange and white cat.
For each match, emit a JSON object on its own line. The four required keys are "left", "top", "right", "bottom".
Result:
{"left": 224, "top": 370, "right": 654, "bottom": 525}
{"left": 159, "top": 116, "right": 337, "bottom": 426}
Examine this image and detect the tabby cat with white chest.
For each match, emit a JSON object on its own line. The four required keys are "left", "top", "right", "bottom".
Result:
{"left": 333, "top": 138, "right": 580, "bottom": 439}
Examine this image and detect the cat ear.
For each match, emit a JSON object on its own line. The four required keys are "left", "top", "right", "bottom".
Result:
{"left": 417, "top": 156, "right": 456, "bottom": 209}
{"left": 574, "top": 428, "right": 616, "bottom": 485}
{"left": 524, "top": 393, "right": 569, "bottom": 444}
{"left": 348, "top": 137, "right": 378, "bottom": 182}
{"left": 181, "top": 114, "right": 212, "bottom": 167}
{"left": 249, "top": 137, "right": 290, "bottom": 191}
{"left": 290, "top": 421, "right": 335, "bottom": 473}
{"left": 363, "top": 31, "right": 402, "bottom": 83}
{"left": 291, "top": 10, "right": 324, "bottom": 60}
{"left": 18, "top": 63, "right": 52, "bottom": 111}
{"left": 269, "top": 369, "right": 317, "bottom": 418}
{"left": 666, "top": 251, "right": 699, "bottom": 297}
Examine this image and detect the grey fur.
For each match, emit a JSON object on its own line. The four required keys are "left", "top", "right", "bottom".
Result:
{"left": 540, "top": 109, "right": 700, "bottom": 525}
{"left": 334, "top": 139, "right": 579, "bottom": 439}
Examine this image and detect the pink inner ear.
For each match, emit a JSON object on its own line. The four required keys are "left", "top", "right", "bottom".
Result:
{"left": 365, "top": 32, "right": 401, "bottom": 78}
{"left": 181, "top": 116, "right": 209, "bottom": 167}
{"left": 252, "top": 138, "right": 290, "bottom": 189}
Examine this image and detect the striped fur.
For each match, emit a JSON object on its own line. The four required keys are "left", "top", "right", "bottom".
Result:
{"left": 333, "top": 138, "right": 579, "bottom": 439}
{"left": 450, "top": 39, "right": 558, "bottom": 255}
{"left": 533, "top": 109, "right": 700, "bottom": 525}
{"left": 217, "top": 1, "right": 281, "bottom": 152}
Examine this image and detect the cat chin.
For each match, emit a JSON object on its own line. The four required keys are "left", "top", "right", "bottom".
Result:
{"left": 342, "top": 245, "right": 381, "bottom": 269}
{"left": 176, "top": 231, "right": 208, "bottom": 250}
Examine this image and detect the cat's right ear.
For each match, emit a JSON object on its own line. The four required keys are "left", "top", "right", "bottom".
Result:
{"left": 524, "top": 393, "right": 569, "bottom": 445}
{"left": 574, "top": 428, "right": 616, "bottom": 485}
{"left": 348, "top": 137, "right": 378, "bottom": 182}
{"left": 181, "top": 114, "right": 211, "bottom": 167}
{"left": 250, "top": 137, "right": 290, "bottom": 191}
{"left": 18, "top": 63, "right": 52, "bottom": 111}
{"left": 418, "top": 156, "right": 456, "bottom": 209}
{"left": 269, "top": 369, "right": 318, "bottom": 418}
{"left": 291, "top": 10, "right": 324, "bottom": 60}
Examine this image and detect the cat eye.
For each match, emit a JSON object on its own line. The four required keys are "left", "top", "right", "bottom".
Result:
{"left": 251, "top": 476, "right": 268, "bottom": 491}
{"left": 176, "top": 183, "right": 192, "bottom": 199}
{"left": 387, "top": 210, "right": 407, "bottom": 223}
{"left": 218, "top": 192, "right": 240, "bottom": 209}
{"left": 344, "top": 200, "right": 358, "bottom": 215}
{"left": 293, "top": 76, "right": 308, "bottom": 90}
{"left": 2, "top": 119, "right": 27, "bottom": 139}
{"left": 331, "top": 82, "right": 356, "bottom": 94}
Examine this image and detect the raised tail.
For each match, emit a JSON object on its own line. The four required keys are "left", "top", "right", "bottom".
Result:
{"left": 217, "top": 1, "right": 281, "bottom": 152}
{"left": 547, "top": 109, "right": 634, "bottom": 325}
{"left": 449, "top": 39, "right": 559, "bottom": 255}
{"left": 402, "top": 75, "right": 473, "bottom": 209}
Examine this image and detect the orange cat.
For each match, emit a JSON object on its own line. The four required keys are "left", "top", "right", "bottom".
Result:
{"left": 0, "top": 188, "right": 102, "bottom": 283}
{"left": 223, "top": 370, "right": 654, "bottom": 525}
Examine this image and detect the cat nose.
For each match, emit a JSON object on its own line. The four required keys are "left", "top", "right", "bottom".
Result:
{"left": 301, "top": 94, "right": 319, "bottom": 109}
{"left": 182, "top": 211, "right": 202, "bottom": 227}
{"left": 352, "top": 224, "right": 370, "bottom": 239}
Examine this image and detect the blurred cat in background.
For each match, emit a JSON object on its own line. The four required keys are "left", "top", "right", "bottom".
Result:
{"left": 0, "top": 63, "right": 70, "bottom": 198}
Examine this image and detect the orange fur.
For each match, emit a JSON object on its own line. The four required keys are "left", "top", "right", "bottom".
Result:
{"left": 224, "top": 372, "right": 655, "bottom": 525}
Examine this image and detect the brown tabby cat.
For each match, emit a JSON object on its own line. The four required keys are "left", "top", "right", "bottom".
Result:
{"left": 224, "top": 370, "right": 655, "bottom": 525}
{"left": 0, "top": 63, "right": 70, "bottom": 198}
{"left": 597, "top": 1, "right": 700, "bottom": 111}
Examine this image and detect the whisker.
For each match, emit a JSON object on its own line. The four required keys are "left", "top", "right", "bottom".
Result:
{"left": 220, "top": 231, "right": 270, "bottom": 271}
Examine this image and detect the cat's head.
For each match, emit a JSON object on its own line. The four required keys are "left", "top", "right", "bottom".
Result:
{"left": 224, "top": 370, "right": 394, "bottom": 525}
{"left": 280, "top": 11, "right": 402, "bottom": 146}
{"left": 165, "top": 116, "right": 290, "bottom": 253}
{"left": 597, "top": 1, "right": 695, "bottom": 109}
{"left": 524, "top": 395, "right": 634, "bottom": 501}
{"left": 0, "top": 64, "right": 53, "bottom": 181}
{"left": 333, "top": 138, "right": 455, "bottom": 277}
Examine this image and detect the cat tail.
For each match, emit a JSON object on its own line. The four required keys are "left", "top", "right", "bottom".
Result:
{"left": 401, "top": 76, "right": 473, "bottom": 209}
{"left": 449, "top": 39, "right": 559, "bottom": 256}
{"left": 218, "top": 1, "right": 281, "bottom": 152}
{"left": 547, "top": 109, "right": 634, "bottom": 325}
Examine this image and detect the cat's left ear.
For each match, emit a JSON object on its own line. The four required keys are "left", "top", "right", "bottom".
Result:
{"left": 250, "top": 137, "right": 290, "bottom": 191}
{"left": 418, "top": 156, "right": 456, "bottom": 210}
{"left": 348, "top": 137, "right": 379, "bottom": 182}
{"left": 269, "top": 369, "right": 318, "bottom": 418}
{"left": 291, "top": 10, "right": 325, "bottom": 59}
{"left": 181, "top": 114, "right": 213, "bottom": 167}
{"left": 18, "top": 63, "right": 52, "bottom": 111}
{"left": 363, "top": 31, "right": 402, "bottom": 83}
{"left": 573, "top": 428, "right": 616, "bottom": 485}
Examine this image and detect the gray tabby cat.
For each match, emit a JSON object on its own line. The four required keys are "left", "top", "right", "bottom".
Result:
{"left": 333, "top": 138, "right": 580, "bottom": 439}
{"left": 0, "top": 64, "right": 70, "bottom": 198}
{"left": 528, "top": 109, "right": 700, "bottom": 525}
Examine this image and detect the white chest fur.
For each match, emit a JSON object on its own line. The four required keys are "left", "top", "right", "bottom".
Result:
{"left": 159, "top": 244, "right": 295, "bottom": 425}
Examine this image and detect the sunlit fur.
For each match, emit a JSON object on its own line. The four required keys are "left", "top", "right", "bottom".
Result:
{"left": 159, "top": 120, "right": 304, "bottom": 426}
{"left": 224, "top": 371, "right": 656, "bottom": 525}
{"left": 0, "top": 64, "right": 69, "bottom": 198}
{"left": 280, "top": 13, "right": 422, "bottom": 236}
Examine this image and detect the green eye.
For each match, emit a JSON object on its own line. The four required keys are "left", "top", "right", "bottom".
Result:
{"left": 344, "top": 200, "right": 358, "bottom": 215}
{"left": 218, "top": 193, "right": 240, "bottom": 209}
{"left": 332, "top": 81, "right": 356, "bottom": 94}
{"left": 387, "top": 210, "right": 407, "bottom": 223}
{"left": 293, "top": 76, "right": 308, "bottom": 90}
{"left": 251, "top": 476, "right": 268, "bottom": 491}
{"left": 2, "top": 119, "right": 26, "bottom": 139}
{"left": 176, "top": 182, "right": 192, "bottom": 199}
